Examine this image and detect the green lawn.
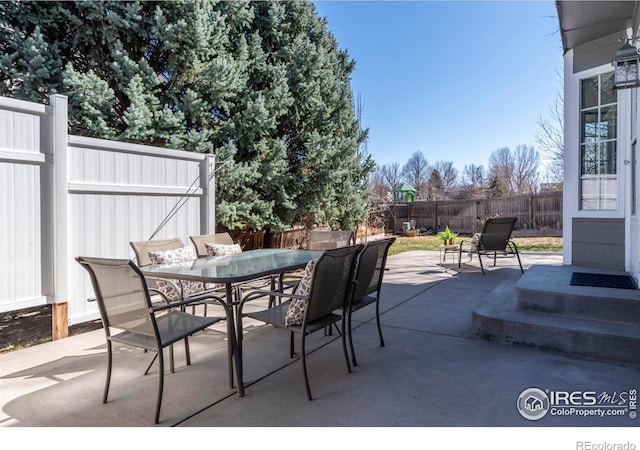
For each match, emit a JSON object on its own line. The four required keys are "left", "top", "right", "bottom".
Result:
{"left": 387, "top": 235, "right": 563, "bottom": 256}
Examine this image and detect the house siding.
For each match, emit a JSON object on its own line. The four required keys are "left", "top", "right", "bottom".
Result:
{"left": 572, "top": 218, "right": 625, "bottom": 270}
{"left": 573, "top": 31, "right": 622, "bottom": 73}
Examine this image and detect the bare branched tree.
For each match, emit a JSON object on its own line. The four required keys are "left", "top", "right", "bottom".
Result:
{"left": 433, "top": 160, "right": 458, "bottom": 191}
{"left": 457, "top": 163, "right": 486, "bottom": 199}
{"left": 488, "top": 146, "right": 515, "bottom": 195}
{"left": 513, "top": 144, "right": 540, "bottom": 194}
{"left": 382, "top": 162, "right": 403, "bottom": 191}
{"left": 462, "top": 163, "right": 486, "bottom": 188}
{"left": 369, "top": 162, "right": 403, "bottom": 202}
{"left": 402, "top": 150, "right": 430, "bottom": 198}
{"left": 535, "top": 70, "right": 564, "bottom": 183}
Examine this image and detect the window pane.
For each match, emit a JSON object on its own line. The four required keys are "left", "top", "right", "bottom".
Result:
{"left": 599, "top": 141, "right": 617, "bottom": 175}
{"left": 581, "top": 144, "right": 598, "bottom": 175}
{"left": 599, "top": 105, "right": 617, "bottom": 139}
{"left": 581, "top": 178, "right": 599, "bottom": 209}
{"left": 581, "top": 177, "right": 618, "bottom": 210}
{"left": 600, "top": 177, "right": 617, "bottom": 209}
{"left": 581, "top": 110, "right": 598, "bottom": 142}
{"left": 581, "top": 76, "right": 599, "bottom": 109}
{"left": 600, "top": 72, "right": 615, "bottom": 105}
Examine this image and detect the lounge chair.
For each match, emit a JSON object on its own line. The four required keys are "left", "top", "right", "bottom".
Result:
{"left": 458, "top": 216, "right": 523, "bottom": 275}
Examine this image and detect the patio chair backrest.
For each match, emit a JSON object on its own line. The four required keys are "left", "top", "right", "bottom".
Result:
{"left": 130, "top": 238, "right": 185, "bottom": 267}
{"left": 351, "top": 238, "right": 396, "bottom": 301}
{"left": 305, "top": 245, "right": 363, "bottom": 322}
{"left": 307, "top": 230, "right": 354, "bottom": 250}
{"left": 478, "top": 217, "right": 518, "bottom": 252}
{"left": 189, "top": 232, "right": 234, "bottom": 257}
{"left": 76, "top": 257, "right": 156, "bottom": 337}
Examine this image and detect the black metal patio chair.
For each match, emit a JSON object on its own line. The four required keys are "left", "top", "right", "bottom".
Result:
{"left": 307, "top": 230, "right": 354, "bottom": 250}
{"left": 130, "top": 238, "right": 226, "bottom": 316}
{"left": 236, "top": 245, "right": 363, "bottom": 401}
{"left": 346, "top": 237, "right": 395, "bottom": 366}
{"left": 76, "top": 256, "right": 225, "bottom": 424}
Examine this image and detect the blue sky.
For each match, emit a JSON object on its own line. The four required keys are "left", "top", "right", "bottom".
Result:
{"left": 313, "top": 0, "right": 564, "bottom": 177}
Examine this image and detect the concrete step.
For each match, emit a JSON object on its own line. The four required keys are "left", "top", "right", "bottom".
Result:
{"left": 514, "top": 265, "right": 640, "bottom": 325}
{"left": 473, "top": 280, "right": 640, "bottom": 367}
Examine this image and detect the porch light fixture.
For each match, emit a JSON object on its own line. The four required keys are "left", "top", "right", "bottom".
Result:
{"left": 613, "top": 38, "right": 640, "bottom": 89}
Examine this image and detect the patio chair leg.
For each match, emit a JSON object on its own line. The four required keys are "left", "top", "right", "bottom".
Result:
{"left": 236, "top": 309, "right": 245, "bottom": 395}
{"left": 145, "top": 346, "right": 174, "bottom": 375}
{"left": 341, "top": 319, "right": 352, "bottom": 374}
{"left": 184, "top": 337, "right": 191, "bottom": 366}
{"left": 290, "top": 332, "right": 295, "bottom": 358}
{"left": 103, "top": 340, "right": 113, "bottom": 404}
{"left": 348, "top": 310, "right": 357, "bottom": 367}
{"left": 493, "top": 251, "right": 497, "bottom": 267}
{"left": 376, "top": 297, "right": 385, "bottom": 347}
{"left": 224, "top": 301, "right": 235, "bottom": 389}
{"left": 512, "top": 242, "right": 524, "bottom": 273}
{"left": 269, "top": 277, "right": 276, "bottom": 308}
{"left": 155, "top": 348, "right": 165, "bottom": 424}
{"left": 145, "top": 353, "right": 158, "bottom": 375}
{"left": 478, "top": 254, "right": 486, "bottom": 275}
{"left": 301, "top": 334, "right": 312, "bottom": 401}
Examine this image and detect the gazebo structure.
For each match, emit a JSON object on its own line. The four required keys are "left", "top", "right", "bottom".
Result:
{"left": 393, "top": 182, "right": 416, "bottom": 202}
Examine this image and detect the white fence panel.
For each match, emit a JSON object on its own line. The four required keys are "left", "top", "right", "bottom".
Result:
{"left": 0, "top": 98, "right": 49, "bottom": 312}
{"left": 0, "top": 95, "right": 215, "bottom": 329}
{"left": 66, "top": 136, "right": 213, "bottom": 325}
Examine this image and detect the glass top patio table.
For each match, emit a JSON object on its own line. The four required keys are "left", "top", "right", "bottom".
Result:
{"left": 139, "top": 248, "right": 322, "bottom": 397}
{"left": 140, "top": 248, "right": 322, "bottom": 285}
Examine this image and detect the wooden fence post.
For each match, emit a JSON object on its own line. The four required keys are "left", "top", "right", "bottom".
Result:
{"left": 529, "top": 195, "right": 534, "bottom": 229}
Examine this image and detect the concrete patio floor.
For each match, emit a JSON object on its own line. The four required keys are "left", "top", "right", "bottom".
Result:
{"left": 1, "top": 250, "right": 639, "bottom": 436}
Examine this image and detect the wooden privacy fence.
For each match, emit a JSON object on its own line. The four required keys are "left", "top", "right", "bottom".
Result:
{"left": 235, "top": 226, "right": 387, "bottom": 250}
{"left": 385, "top": 192, "right": 563, "bottom": 236}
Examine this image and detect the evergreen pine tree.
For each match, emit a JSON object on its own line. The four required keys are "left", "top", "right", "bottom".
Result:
{"left": 0, "top": 0, "right": 373, "bottom": 235}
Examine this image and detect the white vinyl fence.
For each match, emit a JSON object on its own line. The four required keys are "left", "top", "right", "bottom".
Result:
{"left": 0, "top": 95, "right": 215, "bottom": 327}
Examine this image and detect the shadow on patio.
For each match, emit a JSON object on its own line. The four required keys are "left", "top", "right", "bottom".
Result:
{"left": 1, "top": 251, "right": 638, "bottom": 427}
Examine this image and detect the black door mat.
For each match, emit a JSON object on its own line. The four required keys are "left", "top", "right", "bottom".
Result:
{"left": 570, "top": 272, "right": 637, "bottom": 290}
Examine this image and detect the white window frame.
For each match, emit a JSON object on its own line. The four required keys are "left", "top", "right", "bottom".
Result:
{"left": 566, "top": 63, "right": 626, "bottom": 220}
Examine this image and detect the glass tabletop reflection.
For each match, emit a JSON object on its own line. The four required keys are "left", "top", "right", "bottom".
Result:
{"left": 140, "top": 248, "right": 322, "bottom": 284}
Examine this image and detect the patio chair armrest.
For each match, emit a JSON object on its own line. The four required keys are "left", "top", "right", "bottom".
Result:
{"left": 238, "top": 289, "right": 308, "bottom": 315}
{"left": 147, "top": 288, "right": 171, "bottom": 304}
{"left": 458, "top": 240, "right": 471, "bottom": 252}
{"left": 241, "top": 289, "right": 308, "bottom": 303}
{"left": 144, "top": 276, "right": 184, "bottom": 299}
{"left": 150, "top": 292, "right": 226, "bottom": 313}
